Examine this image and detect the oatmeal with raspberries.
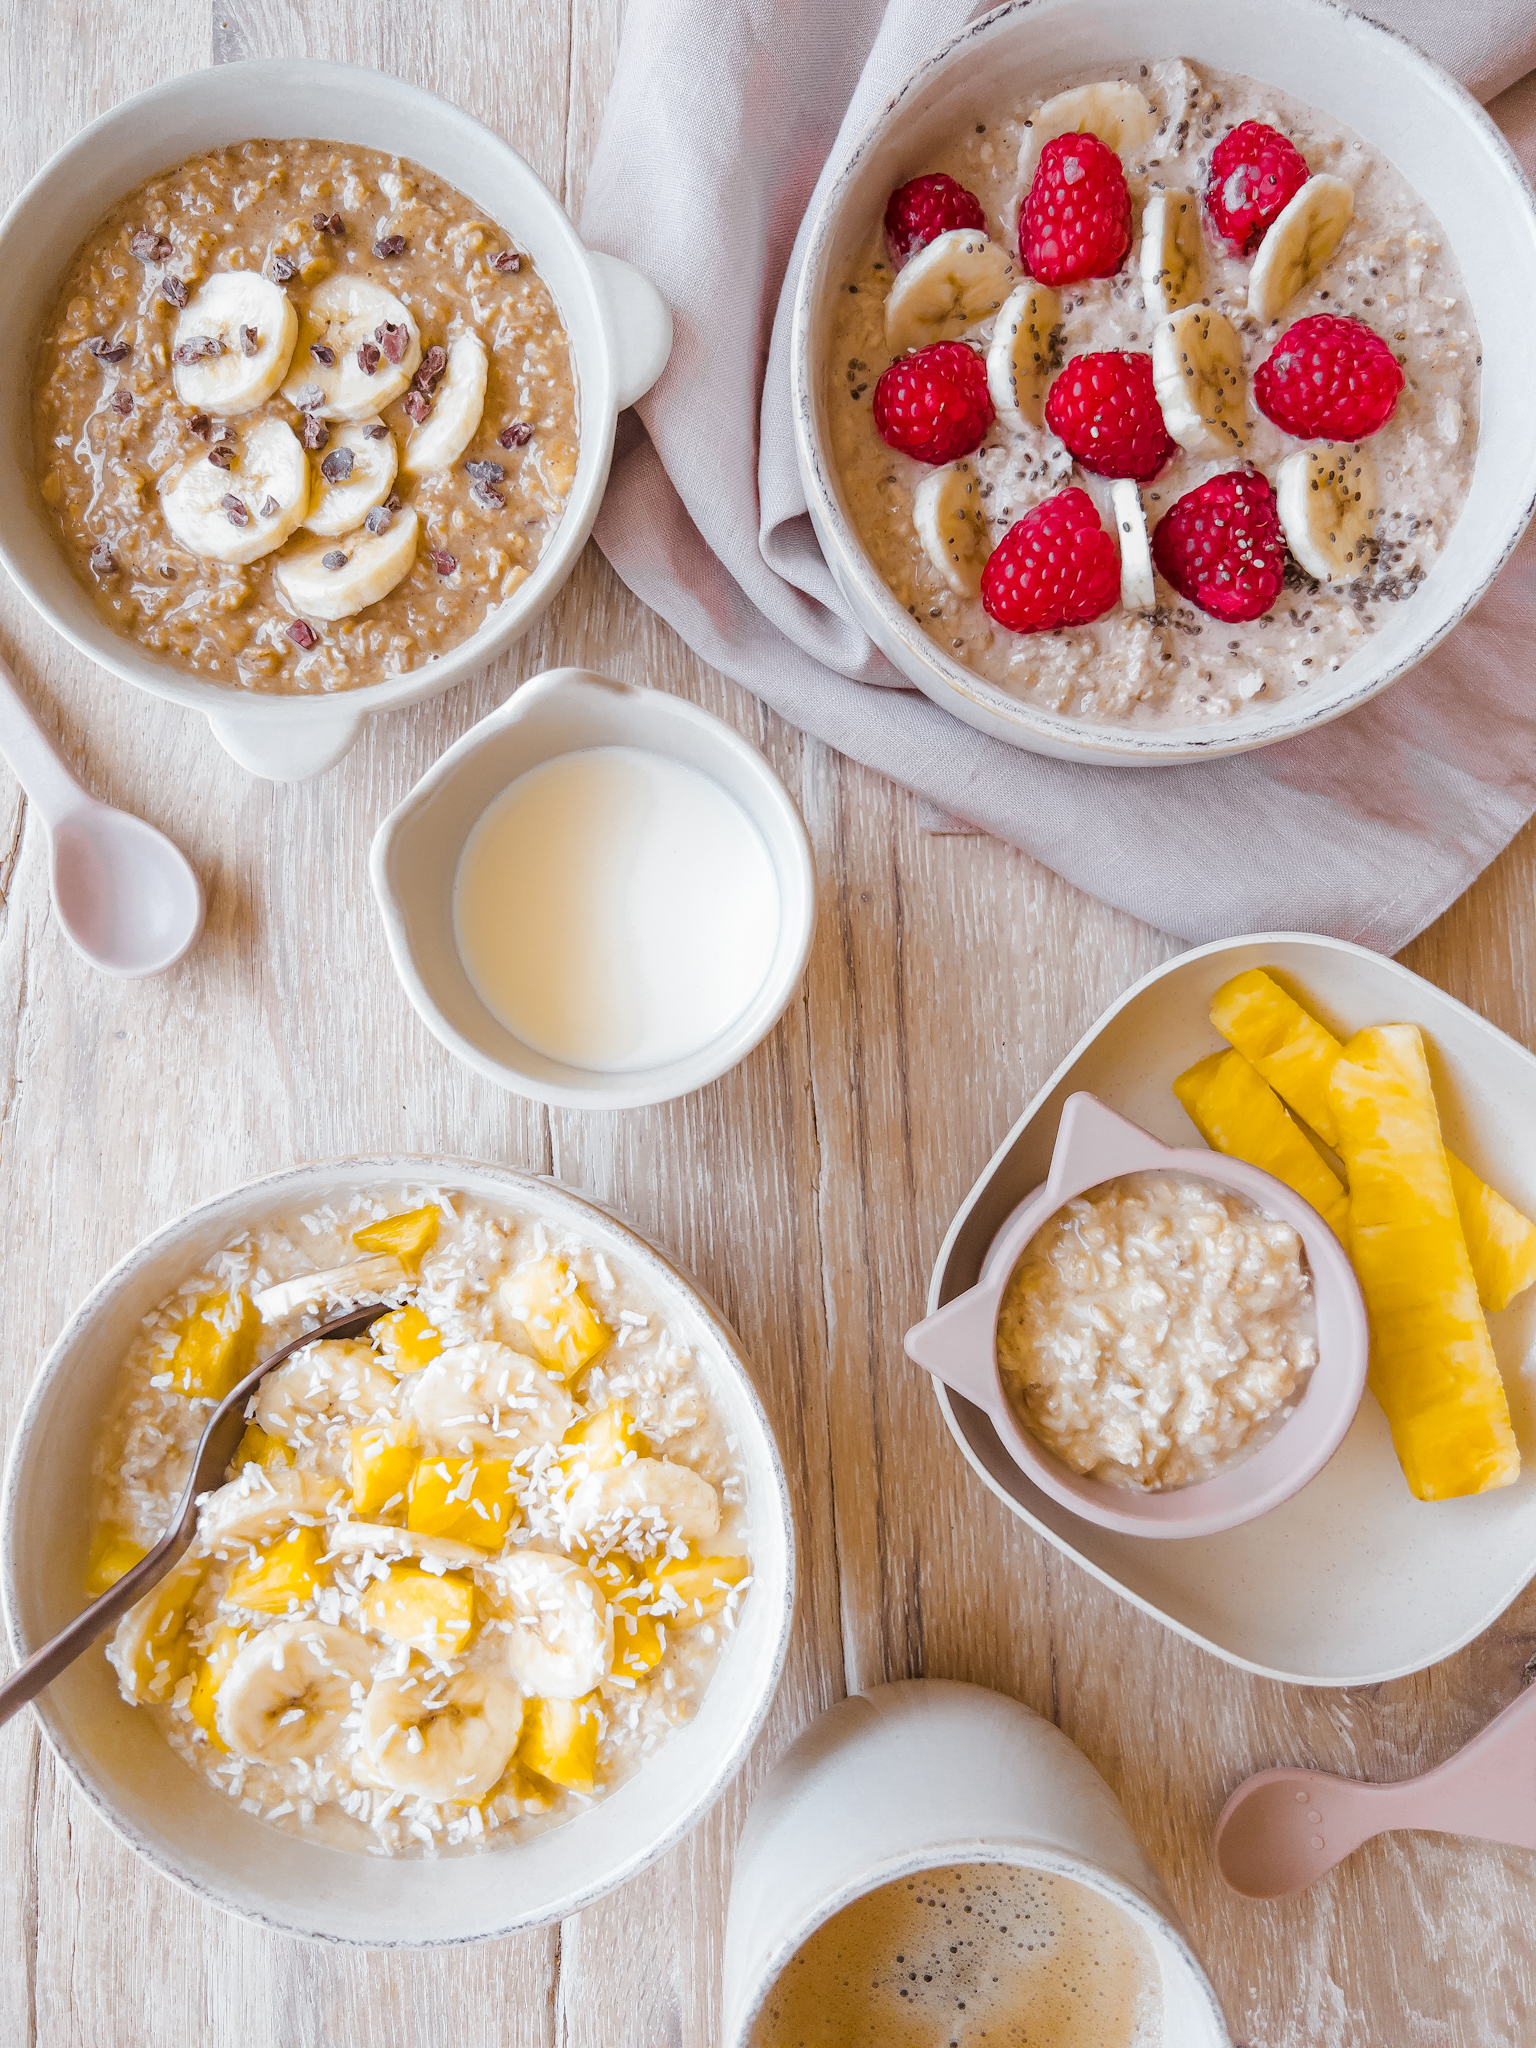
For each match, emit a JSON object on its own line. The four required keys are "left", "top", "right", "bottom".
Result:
{"left": 32, "top": 139, "right": 578, "bottom": 694}
{"left": 89, "top": 1185, "right": 752, "bottom": 1858}
{"left": 829, "top": 60, "right": 1479, "bottom": 725}
{"left": 996, "top": 1171, "right": 1317, "bottom": 1488}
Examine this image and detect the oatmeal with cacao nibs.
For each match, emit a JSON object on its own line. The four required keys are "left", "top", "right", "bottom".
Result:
{"left": 829, "top": 60, "right": 1480, "bottom": 726}
{"left": 32, "top": 139, "right": 578, "bottom": 694}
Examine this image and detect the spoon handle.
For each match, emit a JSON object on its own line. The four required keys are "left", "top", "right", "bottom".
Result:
{"left": 0, "top": 653, "right": 87, "bottom": 830}
{"left": 1386, "top": 1680, "right": 1536, "bottom": 1849}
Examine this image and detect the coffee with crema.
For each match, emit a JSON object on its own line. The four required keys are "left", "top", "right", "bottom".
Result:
{"left": 751, "top": 1861, "right": 1161, "bottom": 2047}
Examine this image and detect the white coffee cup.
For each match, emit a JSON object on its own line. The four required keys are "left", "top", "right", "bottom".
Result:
{"left": 722, "top": 1679, "right": 1230, "bottom": 2045}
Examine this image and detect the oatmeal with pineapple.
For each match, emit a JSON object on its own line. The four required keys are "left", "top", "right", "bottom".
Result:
{"left": 89, "top": 1187, "right": 752, "bottom": 1857}
{"left": 32, "top": 139, "right": 578, "bottom": 694}
{"left": 996, "top": 1170, "right": 1317, "bottom": 1488}
{"left": 829, "top": 60, "right": 1479, "bottom": 725}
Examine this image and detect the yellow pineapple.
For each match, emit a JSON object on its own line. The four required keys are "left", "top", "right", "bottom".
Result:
{"left": 166, "top": 1291, "right": 260, "bottom": 1400}
{"left": 587, "top": 1550, "right": 638, "bottom": 1599}
{"left": 352, "top": 1205, "right": 440, "bottom": 1270}
{"left": 350, "top": 1421, "right": 419, "bottom": 1519}
{"left": 1174, "top": 1048, "right": 1349, "bottom": 1237}
{"left": 610, "top": 1610, "right": 665, "bottom": 1681}
{"left": 232, "top": 1422, "right": 292, "bottom": 1473}
{"left": 362, "top": 1565, "right": 476, "bottom": 1658}
{"left": 645, "top": 1547, "right": 751, "bottom": 1627}
{"left": 187, "top": 1624, "right": 246, "bottom": 1747}
{"left": 1329, "top": 1023, "right": 1519, "bottom": 1500}
{"left": 115, "top": 1554, "right": 205, "bottom": 1701}
{"left": 559, "top": 1404, "right": 648, "bottom": 1477}
{"left": 224, "top": 1525, "right": 327, "bottom": 1613}
{"left": 517, "top": 1694, "right": 599, "bottom": 1792}
{"left": 372, "top": 1303, "right": 442, "bottom": 1373}
{"left": 406, "top": 1455, "right": 516, "bottom": 1551}
{"left": 501, "top": 1256, "right": 612, "bottom": 1379}
{"left": 85, "top": 1525, "right": 147, "bottom": 1595}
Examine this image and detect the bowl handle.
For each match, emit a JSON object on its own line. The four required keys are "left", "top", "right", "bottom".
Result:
{"left": 587, "top": 250, "right": 674, "bottom": 411}
{"left": 903, "top": 1283, "right": 1001, "bottom": 1408}
{"left": 205, "top": 702, "right": 366, "bottom": 781}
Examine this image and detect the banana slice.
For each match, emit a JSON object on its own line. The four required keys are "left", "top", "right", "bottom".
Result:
{"left": 1275, "top": 442, "right": 1379, "bottom": 583}
{"left": 985, "top": 282, "right": 1060, "bottom": 431}
{"left": 252, "top": 1254, "right": 403, "bottom": 1320}
{"left": 273, "top": 508, "right": 420, "bottom": 623}
{"left": 884, "top": 229, "right": 1016, "bottom": 356}
{"left": 1110, "top": 479, "right": 1155, "bottom": 610}
{"left": 327, "top": 1520, "right": 484, "bottom": 1571}
{"left": 566, "top": 1457, "right": 721, "bottom": 1547}
{"left": 1248, "top": 175, "right": 1355, "bottom": 324}
{"left": 401, "top": 333, "right": 489, "bottom": 477}
{"left": 216, "top": 1618, "right": 375, "bottom": 1762}
{"left": 913, "top": 462, "right": 989, "bottom": 595}
{"left": 403, "top": 1341, "right": 575, "bottom": 1457}
{"left": 1151, "top": 307, "right": 1248, "bottom": 457}
{"left": 1017, "top": 81, "right": 1158, "bottom": 186}
{"left": 360, "top": 1663, "right": 523, "bottom": 1801}
{"left": 1139, "top": 189, "right": 1204, "bottom": 318}
{"left": 199, "top": 1467, "right": 343, "bottom": 1548}
{"left": 171, "top": 271, "right": 298, "bottom": 416}
{"left": 106, "top": 1554, "right": 205, "bottom": 1703}
{"left": 159, "top": 417, "right": 309, "bottom": 566}
{"left": 303, "top": 419, "right": 398, "bottom": 537}
{"left": 280, "top": 276, "right": 422, "bottom": 419}
{"left": 255, "top": 1339, "right": 398, "bottom": 1465}
{"left": 481, "top": 1550, "right": 611, "bottom": 1700}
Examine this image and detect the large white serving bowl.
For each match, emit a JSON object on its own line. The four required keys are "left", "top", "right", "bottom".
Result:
{"left": 0, "top": 61, "right": 672, "bottom": 782}
{"left": 791, "top": 0, "right": 1536, "bottom": 765}
{"left": 0, "top": 1159, "right": 794, "bottom": 1944}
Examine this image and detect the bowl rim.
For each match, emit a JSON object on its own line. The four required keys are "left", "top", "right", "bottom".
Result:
{"left": 0, "top": 56, "right": 621, "bottom": 727}
{"left": 789, "top": 0, "right": 1536, "bottom": 763}
{"left": 369, "top": 667, "right": 818, "bottom": 1109}
{"left": 0, "top": 1153, "right": 797, "bottom": 1943}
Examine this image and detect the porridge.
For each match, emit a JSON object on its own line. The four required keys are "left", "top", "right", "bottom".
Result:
{"left": 829, "top": 61, "right": 1479, "bottom": 725}
{"left": 87, "top": 1187, "right": 752, "bottom": 1858}
{"left": 32, "top": 139, "right": 579, "bottom": 694}
{"left": 995, "top": 1170, "right": 1317, "bottom": 1488}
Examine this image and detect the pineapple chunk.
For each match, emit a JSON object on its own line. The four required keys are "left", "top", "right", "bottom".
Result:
{"left": 560, "top": 1404, "right": 648, "bottom": 1474}
{"left": 517, "top": 1694, "right": 599, "bottom": 1792}
{"left": 407, "top": 1455, "right": 515, "bottom": 1551}
{"left": 1174, "top": 1048, "right": 1349, "bottom": 1237}
{"left": 610, "top": 1609, "right": 665, "bottom": 1681}
{"left": 363, "top": 1564, "right": 475, "bottom": 1658}
{"left": 1211, "top": 968, "right": 1536, "bottom": 1311}
{"left": 352, "top": 1205, "right": 440, "bottom": 1270}
{"left": 167, "top": 1292, "right": 260, "bottom": 1400}
{"left": 117, "top": 1554, "right": 204, "bottom": 1700}
{"left": 501, "top": 1256, "right": 611, "bottom": 1379}
{"left": 350, "top": 1421, "right": 419, "bottom": 1519}
{"left": 372, "top": 1303, "right": 442, "bottom": 1373}
{"left": 85, "top": 1526, "right": 147, "bottom": 1595}
{"left": 187, "top": 1623, "right": 246, "bottom": 1747}
{"left": 645, "top": 1547, "right": 751, "bottom": 1627}
{"left": 587, "top": 1550, "right": 638, "bottom": 1599}
{"left": 1329, "top": 1024, "right": 1519, "bottom": 1501}
{"left": 232, "top": 1422, "right": 292, "bottom": 1473}
{"left": 224, "top": 1525, "right": 327, "bottom": 1613}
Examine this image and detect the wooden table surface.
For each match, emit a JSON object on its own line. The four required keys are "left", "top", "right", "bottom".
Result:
{"left": 2, "top": 4, "right": 1534, "bottom": 2045}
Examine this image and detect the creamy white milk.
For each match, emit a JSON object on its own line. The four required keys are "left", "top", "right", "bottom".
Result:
{"left": 453, "top": 746, "right": 782, "bottom": 1072}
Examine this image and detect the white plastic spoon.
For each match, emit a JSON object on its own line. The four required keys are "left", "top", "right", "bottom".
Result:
{"left": 0, "top": 653, "right": 203, "bottom": 976}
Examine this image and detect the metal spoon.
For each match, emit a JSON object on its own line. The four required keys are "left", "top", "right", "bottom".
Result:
{"left": 0, "top": 651, "right": 204, "bottom": 978}
{"left": 1214, "top": 1681, "right": 1536, "bottom": 1898}
{"left": 0, "top": 1298, "right": 391, "bottom": 1729}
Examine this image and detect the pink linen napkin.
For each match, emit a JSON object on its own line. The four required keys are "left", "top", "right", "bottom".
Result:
{"left": 580, "top": 2, "right": 1536, "bottom": 948}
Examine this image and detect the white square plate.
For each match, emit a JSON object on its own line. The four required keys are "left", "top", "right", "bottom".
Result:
{"left": 928, "top": 934, "right": 1536, "bottom": 1688}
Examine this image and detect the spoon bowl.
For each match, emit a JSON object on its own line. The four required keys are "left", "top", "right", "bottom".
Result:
{"left": 52, "top": 801, "right": 203, "bottom": 977}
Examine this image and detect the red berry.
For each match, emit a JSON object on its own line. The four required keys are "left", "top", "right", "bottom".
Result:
{"left": 979, "top": 487, "right": 1120, "bottom": 634}
{"left": 884, "top": 173, "right": 987, "bottom": 268}
{"left": 1043, "top": 351, "right": 1175, "bottom": 482}
{"left": 1203, "top": 121, "right": 1309, "bottom": 257}
{"left": 1020, "top": 133, "right": 1131, "bottom": 286}
{"left": 1251, "top": 314, "right": 1405, "bottom": 441}
{"left": 1151, "top": 470, "right": 1286, "bottom": 624}
{"left": 872, "top": 341, "right": 993, "bottom": 465}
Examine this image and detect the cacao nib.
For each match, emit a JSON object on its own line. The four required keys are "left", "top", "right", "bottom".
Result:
{"left": 172, "top": 335, "right": 222, "bottom": 363}
{"left": 312, "top": 212, "right": 345, "bottom": 235}
{"left": 130, "top": 231, "right": 173, "bottom": 263}
{"left": 310, "top": 342, "right": 337, "bottom": 367}
{"left": 464, "top": 460, "right": 506, "bottom": 486}
{"left": 208, "top": 442, "right": 236, "bottom": 468}
{"left": 86, "top": 337, "right": 130, "bottom": 364}
{"left": 287, "top": 619, "right": 319, "bottom": 649}
{"left": 319, "top": 449, "right": 355, "bottom": 483}
{"left": 240, "top": 325, "right": 260, "bottom": 356}
{"left": 492, "top": 249, "right": 521, "bottom": 273}
{"left": 402, "top": 389, "right": 431, "bottom": 424}
{"left": 322, "top": 548, "right": 348, "bottom": 569}
{"left": 160, "top": 275, "right": 189, "bottom": 309}
{"left": 364, "top": 504, "right": 393, "bottom": 534}
{"left": 261, "top": 496, "right": 280, "bottom": 517}
{"left": 108, "top": 391, "right": 134, "bottom": 416}
{"left": 376, "top": 322, "right": 408, "bottom": 364}
{"left": 188, "top": 412, "right": 212, "bottom": 439}
{"left": 471, "top": 481, "right": 505, "bottom": 510}
{"left": 88, "top": 541, "right": 116, "bottom": 576}
{"left": 221, "top": 493, "right": 250, "bottom": 527}
{"left": 414, "top": 345, "right": 447, "bottom": 391}
{"left": 294, "top": 383, "right": 325, "bottom": 410}
{"left": 364, "top": 422, "right": 391, "bottom": 438}
{"left": 429, "top": 548, "right": 457, "bottom": 576}
{"left": 356, "top": 340, "right": 381, "bottom": 376}
{"left": 300, "top": 412, "right": 329, "bottom": 452}
{"left": 496, "top": 421, "right": 533, "bottom": 448}
{"left": 372, "top": 233, "right": 407, "bottom": 258}
{"left": 268, "top": 254, "right": 297, "bottom": 283}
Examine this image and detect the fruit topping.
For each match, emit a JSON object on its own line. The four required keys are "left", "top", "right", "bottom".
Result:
{"left": 1203, "top": 121, "right": 1309, "bottom": 257}
{"left": 979, "top": 486, "right": 1119, "bottom": 634}
{"left": 1043, "top": 350, "right": 1175, "bottom": 481}
{"left": 883, "top": 173, "right": 987, "bottom": 268}
{"left": 872, "top": 339, "right": 994, "bottom": 464}
{"left": 1149, "top": 469, "right": 1285, "bottom": 623}
{"left": 1020, "top": 132, "right": 1131, "bottom": 286}
{"left": 1251, "top": 313, "right": 1404, "bottom": 441}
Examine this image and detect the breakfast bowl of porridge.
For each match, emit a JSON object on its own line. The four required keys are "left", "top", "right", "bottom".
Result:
{"left": 904, "top": 1092, "right": 1367, "bottom": 1537}
{"left": 791, "top": 0, "right": 1536, "bottom": 763}
{"left": 0, "top": 60, "right": 671, "bottom": 780}
{"left": 0, "top": 1160, "right": 792, "bottom": 1943}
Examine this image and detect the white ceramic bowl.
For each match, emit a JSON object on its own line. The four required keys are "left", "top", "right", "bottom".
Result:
{"left": 791, "top": 0, "right": 1536, "bottom": 765}
{"left": 0, "top": 61, "right": 673, "bottom": 781}
{"left": 0, "top": 1158, "right": 795, "bottom": 1944}
{"left": 722, "top": 1681, "right": 1230, "bottom": 2046}
{"left": 370, "top": 667, "right": 817, "bottom": 1109}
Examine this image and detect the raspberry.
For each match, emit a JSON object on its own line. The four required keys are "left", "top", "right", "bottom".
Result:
{"left": 872, "top": 341, "right": 993, "bottom": 465}
{"left": 1019, "top": 133, "right": 1130, "bottom": 286}
{"left": 1252, "top": 314, "right": 1405, "bottom": 441}
{"left": 979, "top": 487, "right": 1120, "bottom": 634}
{"left": 1151, "top": 470, "right": 1286, "bottom": 624}
{"left": 1043, "top": 351, "right": 1175, "bottom": 482}
{"left": 1203, "top": 121, "right": 1309, "bottom": 257}
{"left": 884, "top": 173, "right": 987, "bottom": 268}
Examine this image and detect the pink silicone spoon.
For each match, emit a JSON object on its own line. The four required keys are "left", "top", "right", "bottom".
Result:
{"left": 0, "top": 652, "right": 203, "bottom": 977}
{"left": 1215, "top": 1682, "right": 1536, "bottom": 1898}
